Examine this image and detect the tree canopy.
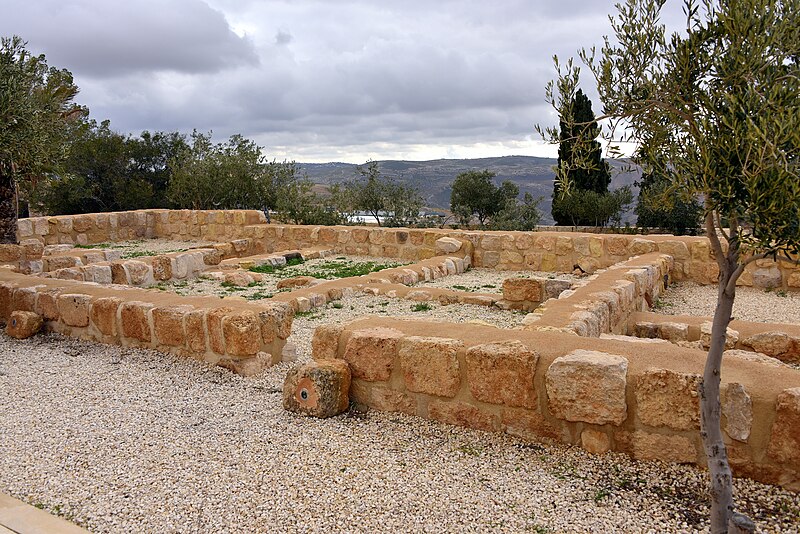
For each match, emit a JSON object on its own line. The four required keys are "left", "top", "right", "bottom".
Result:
{"left": 539, "top": 0, "right": 799, "bottom": 530}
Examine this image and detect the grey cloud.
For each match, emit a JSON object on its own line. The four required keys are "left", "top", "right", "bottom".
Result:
{"left": 0, "top": 0, "right": 257, "bottom": 77}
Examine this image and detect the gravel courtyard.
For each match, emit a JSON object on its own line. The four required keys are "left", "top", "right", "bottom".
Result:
{"left": 1, "top": 293, "right": 799, "bottom": 533}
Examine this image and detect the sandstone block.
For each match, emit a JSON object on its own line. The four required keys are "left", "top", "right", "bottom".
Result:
{"left": 724, "top": 349, "right": 786, "bottom": 368}
{"left": 57, "top": 294, "right": 91, "bottom": 327}
{"left": 311, "top": 324, "right": 345, "bottom": 360}
{"left": 659, "top": 322, "right": 690, "bottom": 342}
{"left": 124, "top": 260, "right": 152, "bottom": 285}
{"left": 542, "top": 279, "right": 572, "bottom": 300}
{"left": 11, "top": 287, "right": 37, "bottom": 312}
{"left": 90, "top": 297, "right": 122, "bottom": 336}
{"left": 218, "top": 351, "right": 272, "bottom": 377}
{"left": 399, "top": 336, "right": 463, "bottom": 397}
{"left": 465, "top": 340, "right": 538, "bottom": 408}
{"left": 283, "top": 359, "right": 351, "bottom": 418}
{"left": 428, "top": 400, "right": 499, "bottom": 432}
{"left": 635, "top": 369, "right": 701, "bottom": 430}
{"left": 752, "top": 267, "right": 782, "bottom": 289}
{"left": 723, "top": 382, "right": 752, "bottom": 442}
{"left": 83, "top": 264, "right": 112, "bottom": 284}
{"left": 224, "top": 271, "right": 255, "bottom": 287}
{"left": 343, "top": 327, "right": 405, "bottom": 381}
{"left": 6, "top": 310, "right": 43, "bottom": 339}
{"left": 767, "top": 387, "right": 800, "bottom": 468}
{"left": 700, "top": 321, "right": 739, "bottom": 350}
{"left": 35, "top": 288, "right": 61, "bottom": 321}
{"left": 605, "top": 236, "right": 628, "bottom": 256}
{"left": 276, "top": 276, "right": 318, "bottom": 290}
{"left": 184, "top": 309, "right": 207, "bottom": 353}
{"left": 435, "top": 237, "right": 462, "bottom": 255}
{"left": 350, "top": 381, "right": 416, "bottom": 415}
{"left": 120, "top": 301, "right": 153, "bottom": 343}
{"left": 581, "top": 429, "right": 611, "bottom": 454}
{"left": 257, "top": 302, "right": 293, "bottom": 341}
{"left": 629, "top": 238, "right": 657, "bottom": 255}
{"left": 658, "top": 240, "right": 690, "bottom": 260}
{"left": 222, "top": 311, "right": 261, "bottom": 356}
{"left": 502, "top": 277, "right": 542, "bottom": 302}
{"left": 546, "top": 350, "right": 628, "bottom": 425}
{"left": 153, "top": 306, "right": 191, "bottom": 347}
{"left": 630, "top": 431, "right": 697, "bottom": 463}
{"left": 741, "top": 331, "right": 791, "bottom": 357}
{"left": 151, "top": 256, "right": 173, "bottom": 281}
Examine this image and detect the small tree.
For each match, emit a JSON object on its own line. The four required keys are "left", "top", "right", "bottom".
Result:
{"left": 339, "top": 161, "right": 423, "bottom": 227}
{"left": 0, "top": 36, "right": 85, "bottom": 242}
{"left": 551, "top": 88, "right": 611, "bottom": 225}
{"left": 636, "top": 171, "right": 702, "bottom": 235}
{"left": 539, "top": 1, "right": 799, "bottom": 531}
{"left": 450, "top": 170, "right": 520, "bottom": 228}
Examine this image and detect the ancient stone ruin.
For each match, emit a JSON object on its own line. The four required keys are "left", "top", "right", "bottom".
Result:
{"left": 2, "top": 209, "right": 800, "bottom": 491}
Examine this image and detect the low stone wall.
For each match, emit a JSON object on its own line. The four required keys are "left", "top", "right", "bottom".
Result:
{"left": 525, "top": 253, "right": 673, "bottom": 337}
{"left": 312, "top": 316, "right": 800, "bottom": 490}
{"left": 630, "top": 311, "right": 800, "bottom": 363}
{"left": 0, "top": 271, "right": 293, "bottom": 376}
{"left": 14, "top": 212, "right": 800, "bottom": 289}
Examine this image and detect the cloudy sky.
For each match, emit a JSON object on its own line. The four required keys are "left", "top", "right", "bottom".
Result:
{"left": 2, "top": 0, "right": 685, "bottom": 163}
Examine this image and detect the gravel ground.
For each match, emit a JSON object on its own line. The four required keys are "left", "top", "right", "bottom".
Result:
{"left": 657, "top": 282, "right": 800, "bottom": 325}
{"left": 1, "top": 332, "right": 798, "bottom": 533}
{"left": 74, "top": 239, "right": 216, "bottom": 258}
{"left": 414, "top": 268, "right": 577, "bottom": 295}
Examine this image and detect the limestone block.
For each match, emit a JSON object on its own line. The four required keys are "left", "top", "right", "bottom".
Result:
{"left": 283, "top": 359, "right": 351, "bottom": 418}
{"left": 635, "top": 369, "right": 701, "bottom": 430}
{"left": 200, "top": 248, "right": 223, "bottom": 265}
{"left": 630, "top": 431, "right": 696, "bottom": 463}
{"left": 502, "top": 408, "right": 562, "bottom": 443}
{"left": 110, "top": 262, "right": 129, "bottom": 284}
{"left": 535, "top": 235, "right": 556, "bottom": 252}
{"left": 218, "top": 351, "right": 272, "bottom": 377}
{"left": 788, "top": 271, "right": 800, "bottom": 288}
{"left": 428, "top": 400, "right": 500, "bottom": 432}
{"left": 515, "top": 233, "right": 534, "bottom": 251}
{"left": 6, "top": 310, "right": 43, "bottom": 339}
{"left": 20, "top": 239, "right": 44, "bottom": 259}
{"left": 605, "top": 236, "right": 629, "bottom": 256}
{"left": 752, "top": 267, "right": 782, "bottom": 289}
{"left": 83, "top": 264, "right": 112, "bottom": 284}
{"left": 45, "top": 256, "right": 81, "bottom": 271}
{"left": 16, "top": 219, "right": 33, "bottom": 238}
{"left": 399, "top": 336, "right": 463, "bottom": 397}
{"left": 700, "top": 321, "right": 739, "bottom": 350}
{"left": 343, "top": 327, "right": 405, "bottom": 381}
{"left": 629, "top": 238, "right": 657, "bottom": 255}
{"left": 224, "top": 271, "right": 255, "bottom": 287}
{"left": 406, "top": 290, "right": 432, "bottom": 302}
{"left": 35, "top": 288, "right": 61, "bottom": 321}
{"left": 124, "top": 260, "right": 152, "bottom": 285}
{"left": 33, "top": 217, "right": 48, "bottom": 236}
{"left": 461, "top": 295, "right": 495, "bottom": 307}
{"left": 222, "top": 311, "right": 261, "bottom": 356}
{"left": 741, "top": 331, "right": 791, "bottom": 357}
{"left": 90, "top": 297, "right": 122, "bottom": 336}
{"left": 658, "top": 240, "right": 690, "bottom": 260}
{"left": 543, "top": 279, "right": 572, "bottom": 300}
{"left": 151, "top": 256, "right": 173, "bottom": 281}
{"left": 658, "top": 322, "right": 690, "bottom": 342}
{"left": 465, "top": 340, "right": 538, "bottom": 408}
{"left": 581, "top": 429, "right": 611, "bottom": 454}
{"left": 54, "top": 268, "right": 84, "bottom": 281}
{"left": 546, "top": 350, "right": 628, "bottom": 425}
{"left": 767, "top": 387, "right": 800, "bottom": 468}
{"left": 502, "top": 277, "right": 542, "bottom": 302}
{"left": 723, "top": 382, "right": 752, "bottom": 442}
{"left": 57, "top": 294, "right": 91, "bottom": 327}
{"left": 724, "top": 349, "right": 786, "bottom": 368}
{"left": 120, "top": 301, "right": 154, "bottom": 343}
{"left": 11, "top": 287, "right": 37, "bottom": 312}
{"left": 634, "top": 321, "right": 659, "bottom": 339}
{"left": 276, "top": 276, "right": 318, "bottom": 290}
{"left": 184, "top": 309, "right": 207, "bottom": 353}
{"left": 153, "top": 306, "right": 192, "bottom": 347}
{"left": 350, "top": 382, "right": 416, "bottom": 415}
{"left": 72, "top": 214, "right": 93, "bottom": 233}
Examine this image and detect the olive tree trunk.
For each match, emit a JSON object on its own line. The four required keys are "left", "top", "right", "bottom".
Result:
{"left": 0, "top": 170, "right": 18, "bottom": 244}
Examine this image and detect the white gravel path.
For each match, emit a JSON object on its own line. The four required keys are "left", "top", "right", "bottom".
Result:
{"left": 657, "top": 282, "right": 800, "bottom": 325}
{"left": 414, "top": 268, "right": 577, "bottom": 295}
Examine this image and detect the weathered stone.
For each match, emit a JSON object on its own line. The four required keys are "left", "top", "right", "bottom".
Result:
{"left": 581, "top": 429, "right": 611, "bottom": 454}
{"left": 153, "top": 306, "right": 191, "bottom": 347}
{"left": 752, "top": 267, "right": 782, "bottom": 289}
{"left": 723, "top": 382, "right": 752, "bottom": 442}
{"left": 630, "top": 431, "right": 697, "bottom": 463}
{"left": 276, "top": 276, "right": 318, "bottom": 290}
{"left": 546, "top": 350, "right": 628, "bottom": 425}
{"left": 605, "top": 236, "right": 629, "bottom": 256}
{"left": 767, "top": 387, "right": 800, "bottom": 468}
{"left": 283, "top": 359, "right": 351, "bottom": 418}
{"left": 343, "top": 327, "right": 404, "bottom": 381}
{"left": 724, "top": 349, "right": 786, "bottom": 368}
{"left": 6, "top": 310, "right": 43, "bottom": 339}
{"left": 741, "top": 331, "right": 791, "bottom": 357}
{"left": 45, "top": 255, "right": 80, "bottom": 271}
{"left": 124, "top": 260, "right": 151, "bottom": 285}
{"left": 435, "top": 237, "right": 463, "bottom": 255}
{"left": 700, "top": 321, "right": 739, "bottom": 350}
{"left": 311, "top": 324, "right": 345, "bottom": 360}
{"left": 406, "top": 290, "right": 432, "bottom": 302}
{"left": 151, "top": 256, "right": 173, "bottom": 281}
{"left": 502, "top": 277, "right": 542, "bottom": 302}
{"left": 222, "top": 311, "right": 261, "bottom": 356}
{"left": 629, "top": 238, "right": 657, "bottom": 255}
{"left": 542, "top": 279, "right": 572, "bottom": 300}
{"left": 90, "top": 297, "right": 122, "bottom": 336}
{"left": 465, "top": 340, "right": 538, "bottom": 408}
{"left": 428, "top": 400, "right": 499, "bottom": 432}
{"left": 223, "top": 271, "right": 255, "bottom": 287}
{"left": 281, "top": 342, "right": 298, "bottom": 362}
{"left": 461, "top": 295, "right": 495, "bottom": 307}
{"left": 120, "top": 301, "right": 153, "bottom": 343}
{"left": 350, "top": 381, "right": 416, "bottom": 415}
{"left": 399, "top": 336, "right": 463, "bottom": 397}
{"left": 218, "top": 351, "right": 272, "bottom": 377}
{"left": 34, "top": 288, "right": 61, "bottom": 321}
{"left": 83, "top": 264, "right": 112, "bottom": 284}
{"left": 184, "top": 309, "right": 207, "bottom": 353}
{"left": 502, "top": 408, "right": 562, "bottom": 443}
{"left": 635, "top": 369, "right": 701, "bottom": 430}
{"left": 11, "top": 287, "right": 37, "bottom": 312}
{"left": 658, "top": 240, "right": 690, "bottom": 260}
{"left": 56, "top": 293, "right": 91, "bottom": 327}
{"left": 257, "top": 302, "right": 293, "bottom": 342}
{"left": 659, "top": 322, "right": 690, "bottom": 342}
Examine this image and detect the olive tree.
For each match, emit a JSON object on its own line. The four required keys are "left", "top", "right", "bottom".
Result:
{"left": 538, "top": 1, "right": 799, "bottom": 531}
{"left": 0, "top": 36, "right": 84, "bottom": 242}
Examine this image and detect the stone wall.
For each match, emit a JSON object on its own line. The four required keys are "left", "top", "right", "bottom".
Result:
{"left": 0, "top": 271, "right": 292, "bottom": 376}
{"left": 14, "top": 212, "right": 800, "bottom": 289}
{"left": 312, "top": 316, "right": 800, "bottom": 490}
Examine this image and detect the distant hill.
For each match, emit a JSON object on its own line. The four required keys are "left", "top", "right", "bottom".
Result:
{"left": 297, "top": 156, "right": 640, "bottom": 225}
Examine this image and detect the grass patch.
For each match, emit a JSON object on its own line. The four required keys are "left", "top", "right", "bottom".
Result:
{"left": 291, "top": 259, "right": 404, "bottom": 279}
{"left": 331, "top": 302, "right": 344, "bottom": 309}
{"left": 295, "top": 310, "right": 321, "bottom": 319}
{"left": 411, "top": 302, "right": 432, "bottom": 312}
{"left": 451, "top": 284, "right": 472, "bottom": 291}
{"left": 245, "top": 291, "right": 272, "bottom": 300}
{"left": 74, "top": 243, "right": 110, "bottom": 249}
